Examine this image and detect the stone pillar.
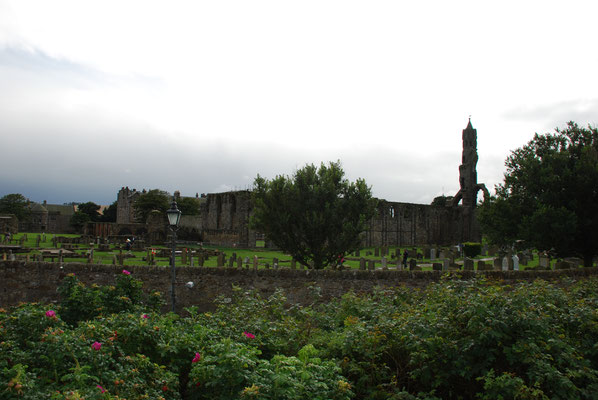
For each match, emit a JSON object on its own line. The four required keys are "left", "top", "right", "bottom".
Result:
{"left": 359, "top": 257, "right": 366, "bottom": 270}
{"left": 190, "top": 252, "right": 194, "bottom": 267}
{"left": 253, "top": 255, "right": 258, "bottom": 270}
{"left": 374, "top": 248, "right": 380, "bottom": 257}
{"left": 217, "top": 254, "right": 224, "bottom": 267}
{"left": 381, "top": 256, "right": 387, "bottom": 269}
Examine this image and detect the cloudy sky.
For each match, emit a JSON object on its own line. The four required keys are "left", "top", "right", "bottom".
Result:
{"left": 1, "top": 1, "right": 597, "bottom": 206}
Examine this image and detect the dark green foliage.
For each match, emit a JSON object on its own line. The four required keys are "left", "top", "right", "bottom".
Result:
{"left": 251, "top": 161, "right": 377, "bottom": 269}
{"left": 463, "top": 242, "right": 482, "bottom": 258}
{"left": 431, "top": 195, "right": 452, "bottom": 207}
{"left": 77, "top": 202, "right": 101, "bottom": 222}
{"left": 2, "top": 275, "right": 598, "bottom": 399}
{"left": 133, "top": 189, "right": 170, "bottom": 223}
{"left": 176, "top": 197, "right": 201, "bottom": 216}
{"left": 99, "top": 201, "right": 117, "bottom": 222}
{"left": 478, "top": 122, "right": 598, "bottom": 266}
{"left": 0, "top": 193, "right": 30, "bottom": 221}
{"left": 69, "top": 210, "right": 91, "bottom": 231}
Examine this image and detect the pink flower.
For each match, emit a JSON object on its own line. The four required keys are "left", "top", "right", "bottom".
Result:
{"left": 122, "top": 269, "right": 131, "bottom": 275}
{"left": 97, "top": 384, "right": 106, "bottom": 393}
{"left": 142, "top": 314, "right": 149, "bottom": 319}
{"left": 192, "top": 352, "right": 201, "bottom": 363}
{"left": 45, "top": 310, "right": 56, "bottom": 318}
{"left": 92, "top": 341, "right": 102, "bottom": 351}
{"left": 244, "top": 331, "right": 255, "bottom": 339}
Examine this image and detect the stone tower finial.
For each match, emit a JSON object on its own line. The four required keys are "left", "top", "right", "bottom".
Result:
{"left": 452, "top": 119, "right": 489, "bottom": 208}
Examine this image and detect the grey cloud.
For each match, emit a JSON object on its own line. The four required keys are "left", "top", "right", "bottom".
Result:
{"left": 503, "top": 99, "right": 598, "bottom": 131}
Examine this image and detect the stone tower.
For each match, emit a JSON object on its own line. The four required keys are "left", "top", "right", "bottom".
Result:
{"left": 452, "top": 119, "right": 489, "bottom": 208}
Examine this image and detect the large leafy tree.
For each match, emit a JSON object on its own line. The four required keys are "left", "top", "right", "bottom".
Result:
{"left": 70, "top": 211, "right": 91, "bottom": 231}
{"left": 77, "top": 202, "right": 101, "bottom": 222}
{"left": 133, "top": 189, "right": 170, "bottom": 223}
{"left": 478, "top": 122, "right": 598, "bottom": 266}
{"left": 177, "top": 197, "right": 201, "bottom": 216}
{"left": 0, "top": 193, "right": 31, "bottom": 221}
{"left": 251, "top": 161, "right": 377, "bottom": 269}
{"left": 99, "top": 201, "right": 117, "bottom": 222}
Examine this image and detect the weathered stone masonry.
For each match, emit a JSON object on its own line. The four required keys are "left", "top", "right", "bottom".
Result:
{"left": 2, "top": 261, "right": 597, "bottom": 312}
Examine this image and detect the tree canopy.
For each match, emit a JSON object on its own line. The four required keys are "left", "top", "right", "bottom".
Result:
{"left": 0, "top": 193, "right": 30, "bottom": 221}
{"left": 251, "top": 161, "right": 377, "bottom": 269}
{"left": 70, "top": 210, "right": 91, "bottom": 231}
{"left": 478, "top": 122, "right": 598, "bottom": 266}
{"left": 77, "top": 202, "right": 101, "bottom": 222}
{"left": 99, "top": 201, "right": 117, "bottom": 223}
{"left": 133, "top": 189, "right": 170, "bottom": 223}
{"left": 177, "top": 196, "right": 201, "bottom": 216}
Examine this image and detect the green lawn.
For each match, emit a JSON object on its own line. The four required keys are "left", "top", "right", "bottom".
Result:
{"left": 4, "top": 232, "right": 554, "bottom": 270}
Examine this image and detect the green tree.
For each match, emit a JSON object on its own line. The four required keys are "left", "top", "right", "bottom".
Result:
{"left": 478, "top": 122, "right": 598, "bottom": 266}
{"left": 70, "top": 210, "right": 91, "bottom": 231}
{"left": 177, "top": 196, "right": 201, "bottom": 215}
{"left": 251, "top": 161, "right": 377, "bottom": 269}
{"left": 77, "top": 202, "right": 101, "bottom": 222}
{"left": 99, "top": 201, "right": 117, "bottom": 222}
{"left": 0, "top": 193, "right": 30, "bottom": 221}
{"left": 133, "top": 189, "right": 170, "bottom": 223}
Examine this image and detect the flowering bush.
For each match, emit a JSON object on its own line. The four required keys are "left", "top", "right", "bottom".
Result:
{"left": 1, "top": 273, "right": 598, "bottom": 399}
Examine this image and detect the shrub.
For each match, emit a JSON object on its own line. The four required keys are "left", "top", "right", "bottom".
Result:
{"left": 463, "top": 242, "right": 482, "bottom": 258}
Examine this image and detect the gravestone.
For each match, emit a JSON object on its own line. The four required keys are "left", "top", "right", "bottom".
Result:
{"left": 228, "top": 257, "right": 234, "bottom": 268}
{"left": 463, "top": 257, "right": 474, "bottom": 271}
{"left": 477, "top": 260, "right": 487, "bottom": 271}
{"left": 493, "top": 258, "right": 502, "bottom": 270}
{"left": 236, "top": 258, "right": 242, "bottom": 268}
{"left": 374, "top": 248, "right": 380, "bottom": 257}
{"left": 190, "top": 253, "right": 194, "bottom": 267}
{"left": 555, "top": 260, "right": 573, "bottom": 270}
{"left": 381, "top": 256, "right": 387, "bottom": 269}
{"left": 443, "top": 258, "right": 450, "bottom": 271}
{"left": 430, "top": 248, "right": 437, "bottom": 260}
{"left": 291, "top": 259, "right": 296, "bottom": 269}
{"left": 396, "top": 259, "right": 402, "bottom": 270}
{"left": 359, "top": 258, "right": 366, "bottom": 270}
{"left": 482, "top": 244, "right": 488, "bottom": 256}
{"left": 432, "top": 262, "right": 442, "bottom": 271}
{"left": 409, "top": 258, "right": 417, "bottom": 270}
{"left": 539, "top": 255, "right": 550, "bottom": 269}
{"left": 512, "top": 254, "right": 519, "bottom": 271}
{"left": 253, "top": 255, "right": 258, "bottom": 270}
{"left": 423, "top": 247, "right": 431, "bottom": 259}
{"left": 354, "top": 250, "right": 360, "bottom": 257}
{"left": 217, "top": 254, "right": 225, "bottom": 267}
{"left": 368, "top": 260, "right": 375, "bottom": 270}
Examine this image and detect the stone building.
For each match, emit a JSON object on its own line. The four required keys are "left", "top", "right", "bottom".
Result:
{"left": 19, "top": 201, "right": 75, "bottom": 233}
{"left": 112, "top": 121, "right": 486, "bottom": 247}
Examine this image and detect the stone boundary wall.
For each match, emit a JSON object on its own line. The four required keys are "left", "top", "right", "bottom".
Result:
{"left": 2, "top": 261, "right": 597, "bottom": 312}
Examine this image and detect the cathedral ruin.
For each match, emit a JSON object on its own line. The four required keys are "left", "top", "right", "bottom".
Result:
{"left": 106, "top": 121, "right": 486, "bottom": 247}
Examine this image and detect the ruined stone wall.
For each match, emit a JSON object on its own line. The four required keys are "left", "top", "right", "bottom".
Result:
{"left": 2, "top": 261, "right": 596, "bottom": 313}
{"left": 116, "top": 187, "right": 139, "bottom": 224}
{"left": 364, "top": 201, "right": 479, "bottom": 247}
{"left": 200, "top": 191, "right": 255, "bottom": 247}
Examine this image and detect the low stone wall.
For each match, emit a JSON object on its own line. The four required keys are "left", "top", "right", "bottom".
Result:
{"left": 2, "top": 261, "right": 597, "bottom": 312}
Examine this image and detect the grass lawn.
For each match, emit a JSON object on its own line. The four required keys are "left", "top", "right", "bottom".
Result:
{"left": 4, "top": 232, "right": 552, "bottom": 270}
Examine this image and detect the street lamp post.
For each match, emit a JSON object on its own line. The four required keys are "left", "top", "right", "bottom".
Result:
{"left": 166, "top": 196, "right": 181, "bottom": 312}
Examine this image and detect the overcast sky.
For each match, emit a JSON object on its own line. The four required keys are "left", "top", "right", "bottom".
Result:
{"left": 1, "top": 1, "right": 597, "bottom": 206}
